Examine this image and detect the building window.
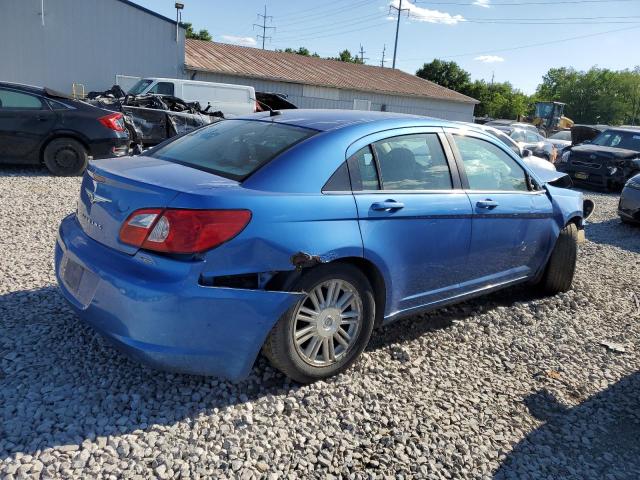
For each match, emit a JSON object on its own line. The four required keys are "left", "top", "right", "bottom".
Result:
{"left": 353, "top": 99, "right": 371, "bottom": 111}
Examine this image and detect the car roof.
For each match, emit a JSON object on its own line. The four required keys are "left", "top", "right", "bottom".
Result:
{"left": 238, "top": 109, "right": 458, "bottom": 132}
{"left": 0, "top": 82, "right": 45, "bottom": 94}
{"left": 0, "top": 81, "right": 75, "bottom": 100}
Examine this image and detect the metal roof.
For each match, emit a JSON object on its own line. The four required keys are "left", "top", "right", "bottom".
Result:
{"left": 185, "top": 40, "right": 479, "bottom": 105}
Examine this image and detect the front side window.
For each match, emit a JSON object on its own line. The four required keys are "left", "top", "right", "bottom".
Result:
{"left": 149, "top": 119, "right": 316, "bottom": 180}
{"left": 454, "top": 135, "right": 528, "bottom": 192}
{"left": 372, "top": 134, "right": 452, "bottom": 190}
{"left": 149, "top": 82, "right": 175, "bottom": 96}
{"left": 0, "top": 89, "right": 44, "bottom": 109}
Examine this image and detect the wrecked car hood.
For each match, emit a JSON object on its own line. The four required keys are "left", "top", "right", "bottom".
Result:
{"left": 570, "top": 144, "right": 639, "bottom": 161}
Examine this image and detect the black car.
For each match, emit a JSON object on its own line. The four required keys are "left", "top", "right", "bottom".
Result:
{"left": 619, "top": 173, "right": 640, "bottom": 224}
{"left": 0, "top": 82, "right": 129, "bottom": 175}
{"left": 557, "top": 126, "right": 640, "bottom": 191}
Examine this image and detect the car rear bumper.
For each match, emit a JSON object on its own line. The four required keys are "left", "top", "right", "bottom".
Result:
{"left": 618, "top": 185, "right": 640, "bottom": 223}
{"left": 89, "top": 136, "right": 129, "bottom": 159}
{"left": 54, "top": 214, "right": 303, "bottom": 380}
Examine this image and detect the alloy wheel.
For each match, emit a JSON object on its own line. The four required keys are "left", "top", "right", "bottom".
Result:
{"left": 292, "top": 279, "right": 363, "bottom": 367}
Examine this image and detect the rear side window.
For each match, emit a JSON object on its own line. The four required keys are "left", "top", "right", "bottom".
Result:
{"left": 150, "top": 120, "right": 316, "bottom": 180}
{"left": 348, "top": 146, "right": 379, "bottom": 190}
{"left": 0, "top": 89, "right": 44, "bottom": 109}
{"left": 373, "top": 134, "right": 452, "bottom": 190}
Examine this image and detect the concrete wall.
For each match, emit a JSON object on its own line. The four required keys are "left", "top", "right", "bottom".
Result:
{"left": 0, "top": 0, "right": 184, "bottom": 94}
{"left": 187, "top": 70, "right": 476, "bottom": 121}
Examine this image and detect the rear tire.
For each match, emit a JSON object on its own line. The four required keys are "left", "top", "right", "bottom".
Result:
{"left": 262, "top": 264, "right": 375, "bottom": 384}
{"left": 43, "top": 138, "right": 88, "bottom": 176}
{"left": 538, "top": 223, "right": 579, "bottom": 294}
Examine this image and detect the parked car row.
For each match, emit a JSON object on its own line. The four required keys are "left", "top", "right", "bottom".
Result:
{"left": 0, "top": 80, "right": 298, "bottom": 175}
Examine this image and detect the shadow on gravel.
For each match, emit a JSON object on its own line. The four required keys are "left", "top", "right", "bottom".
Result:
{"left": 586, "top": 218, "right": 640, "bottom": 254}
{"left": 0, "top": 165, "right": 50, "bottom": 177}
{"left": 494, "top": 372, "right": 640, "bottom": 479}
{"left": 0, "top": 282, "right": 542, "bottom": 460}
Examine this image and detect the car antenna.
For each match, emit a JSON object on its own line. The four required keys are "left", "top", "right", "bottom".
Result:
{"left": 257, "top": 99, "right": 281, "bottom": 117}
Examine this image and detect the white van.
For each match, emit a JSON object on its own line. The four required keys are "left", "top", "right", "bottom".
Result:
{"left": 127, "top": 77, "right": 256, "bottom": 116}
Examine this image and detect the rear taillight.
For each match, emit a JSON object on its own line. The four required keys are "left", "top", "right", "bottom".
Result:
{"left": 98, "top": 112, "right": 125, "bottom": 132}
{"left": 119, "top": 208, "right": 251, "bottom": 254}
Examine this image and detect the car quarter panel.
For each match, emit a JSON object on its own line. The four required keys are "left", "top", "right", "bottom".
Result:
{"left": 56, "top": 214, "right": 304, "bottom": 380}
{"left": 168, "top": 189, "right": 363, "bottom": 279}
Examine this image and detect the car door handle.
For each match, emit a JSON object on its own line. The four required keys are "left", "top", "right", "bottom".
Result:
{"left": 371, "top": 200, "right": 404, "bottom": 211}
{"left": 36, "top": 115, "right": 49, "bottom": 122}
{"left": 476, "top": 199, "right": 499, "bottom": 209}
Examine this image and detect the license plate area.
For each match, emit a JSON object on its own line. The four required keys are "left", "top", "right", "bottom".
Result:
{"left": 574, "top": 172, "right": 589, "bottom": 180}
{"left": 61, "top": 255, "right": 99, "bottom": 308}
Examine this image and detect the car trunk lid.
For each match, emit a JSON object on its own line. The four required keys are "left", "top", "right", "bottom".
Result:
{"left": 77, "top": 156, "right": 239, "bottom": 254}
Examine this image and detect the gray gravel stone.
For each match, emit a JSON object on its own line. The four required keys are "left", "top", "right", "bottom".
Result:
{"left": 1, "top": 167, "right": 639, "bottom": 479}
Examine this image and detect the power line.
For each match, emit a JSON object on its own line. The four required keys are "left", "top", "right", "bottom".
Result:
{"left": 390, "top": 0, "right": 410, "bottom": 69}
{"left": 253, "top": 5, "right": 275, "bottom": 50}
{"left": 278, "top": 12, "right": 384, "bottom": 32}
{"left": 398, "top": 24, "right": 640, "bottom": 62}
{"left": 275, "top": 19, "right": 391, "bottom": 43}
{"left": 415, "top": 0, "right": 639, "bottom": 5}
{"left": 276, "top": 0, "right": 376, "bottom": 24}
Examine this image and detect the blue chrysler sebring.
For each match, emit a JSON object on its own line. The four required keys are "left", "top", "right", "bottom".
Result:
{"left": 55, "top": 110, "right": 588, "bottom": 383}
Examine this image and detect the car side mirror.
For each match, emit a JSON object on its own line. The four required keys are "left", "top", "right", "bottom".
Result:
{"left": 522, "top": 149, "right": 533, "bottom": 158}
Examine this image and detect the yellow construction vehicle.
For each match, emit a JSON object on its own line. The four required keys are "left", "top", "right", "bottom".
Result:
{"left": 531, "top": 101, "right": 574, "bottom": 137}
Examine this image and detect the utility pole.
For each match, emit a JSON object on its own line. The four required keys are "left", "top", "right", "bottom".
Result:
{"left": 253, "top": 5, "right": 275, "bottom": 49}
{"left": 358, "top": 44, "right": 369, "bottom": 64}
{"left": 380, "top": 44, "right": 386, "bottom": 67}
{"left": 390, "top": 0, "right": 409, "bottom": 69}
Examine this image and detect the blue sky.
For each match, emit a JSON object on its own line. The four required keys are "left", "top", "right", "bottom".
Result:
{"left": 135, "top": 0, "right": 640, "bottom": 94}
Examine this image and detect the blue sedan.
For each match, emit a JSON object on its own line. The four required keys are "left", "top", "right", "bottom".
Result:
{"left": 55, "top": 110, "right": 588, "bottom": 383}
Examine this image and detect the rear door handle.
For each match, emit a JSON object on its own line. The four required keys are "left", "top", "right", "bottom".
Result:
{"left": 476, "top": 199, "right": 498, "bottom": 209}
{"left": 371, "top": 200, "right": 404, "bottom": 211}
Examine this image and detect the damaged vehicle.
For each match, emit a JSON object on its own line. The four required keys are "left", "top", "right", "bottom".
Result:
{"left": 55, "top": 110, "right": 589, "bottom": 383}
{"left": 88, "top": 86, "right": 221, "bottom": 150}
{"left": 557, "top": 126, "right": 640, "bottom": 191}
{"left": 618, "top": 173, "right": 640, "bottom": 224}
{"left": 0, "top": 82, "right": 129, "bottom": 175}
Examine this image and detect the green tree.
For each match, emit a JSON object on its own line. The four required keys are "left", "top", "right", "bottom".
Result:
{"left": 416, "top": 59, "right": 471, "bottom": 93}
{"left": 279, "top": 47, "right": 320, "bottom": 58}
{"left": 183, "top": 22, "right": 212, "bottom": 41}
{"left": 535, "top": 66, "right": 640, "bottom": 124}
{"left": 331, "top": 49, "right": 364, "bottom": 64}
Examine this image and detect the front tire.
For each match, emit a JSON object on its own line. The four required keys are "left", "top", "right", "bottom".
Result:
{"left": 43, "top": 138, "right": 88, "bottom": 176}
{"left": 262, "top": 264, "right": 375, "bottom": 384}
{"left": 538, "top": 223, "right": 579, "bottom": 294}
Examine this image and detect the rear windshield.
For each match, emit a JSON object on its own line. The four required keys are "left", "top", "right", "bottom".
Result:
{"left": 149, "top": 119, "right": 316, "bottom": 180}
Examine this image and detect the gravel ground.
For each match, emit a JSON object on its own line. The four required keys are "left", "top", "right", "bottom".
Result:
{"left": 0, "top": 165, "right": 639, "bottom": 479}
